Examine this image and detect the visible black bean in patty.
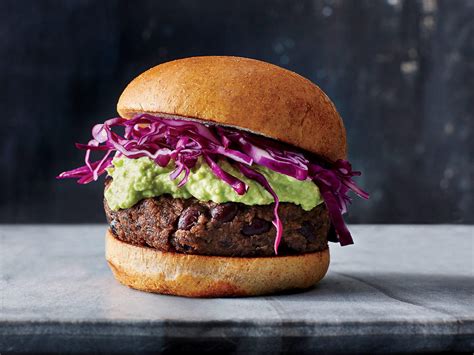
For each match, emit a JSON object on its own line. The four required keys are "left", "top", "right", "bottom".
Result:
{"left": 241, "top": 218, "right": 272, "bottom": 236}
{"left": 210, "top": 203, "right": 238, "bottom": 223}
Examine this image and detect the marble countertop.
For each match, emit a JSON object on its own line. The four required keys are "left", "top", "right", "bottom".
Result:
{"left": 1, "top": 225, "right": 473, "bottom": 353}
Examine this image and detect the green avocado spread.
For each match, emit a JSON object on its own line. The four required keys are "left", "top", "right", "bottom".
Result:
{"left": 105, "top": 157, "right": 323, "bottom": 211}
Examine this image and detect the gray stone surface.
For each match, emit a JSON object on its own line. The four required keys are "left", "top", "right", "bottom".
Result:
{"left": 0, "top": 225, "right": 473, "bottom": 353}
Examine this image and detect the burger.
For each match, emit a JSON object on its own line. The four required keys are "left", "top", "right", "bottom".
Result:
{"left": 58, "top": 56, "right": 368, "bottom": 297}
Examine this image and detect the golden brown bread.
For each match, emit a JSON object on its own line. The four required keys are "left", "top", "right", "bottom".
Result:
{"left": 117, "top": 56, "right": 346, "bottom": 162}
{"left": 105, "top": 229, "right": 330, "bottom": 297}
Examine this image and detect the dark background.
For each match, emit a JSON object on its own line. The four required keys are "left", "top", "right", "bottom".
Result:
{"left": 1, "top": 0, "right": 472, "bottom": 223}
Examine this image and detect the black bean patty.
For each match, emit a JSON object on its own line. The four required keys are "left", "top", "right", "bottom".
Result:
{"left": 104, "top": 194, "right": 330, "bottom": 257}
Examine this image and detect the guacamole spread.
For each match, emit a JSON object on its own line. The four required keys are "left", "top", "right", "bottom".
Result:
{"left": 105, "top": 157, "right": 323, "bottom": 211}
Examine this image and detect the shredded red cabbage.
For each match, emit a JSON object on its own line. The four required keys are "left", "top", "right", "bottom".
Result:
{"left": 236, "top": 163, "right": 283, "bottom": 252}
{"left": 57, "top": 114, "right": 368, "bottom": 252}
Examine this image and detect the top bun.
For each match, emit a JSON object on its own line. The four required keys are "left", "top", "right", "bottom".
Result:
{"left": 117, "top": 56, "right": 346, "bottom": 161}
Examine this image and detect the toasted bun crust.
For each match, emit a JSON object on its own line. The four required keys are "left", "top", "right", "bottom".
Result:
{"left": 105, "top": 229, "right": 330, "bottom": 297}
{"left": 117, "top": 56, "right": 346, "bottom": 161}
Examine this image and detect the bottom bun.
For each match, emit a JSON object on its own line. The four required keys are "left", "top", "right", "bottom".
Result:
{"left": 105, "top": 229, "right": 330, "bottom": 297}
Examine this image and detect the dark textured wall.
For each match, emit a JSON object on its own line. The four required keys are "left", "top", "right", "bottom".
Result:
{"left": 1, "top": 0, "right": 472, "bottom": 223}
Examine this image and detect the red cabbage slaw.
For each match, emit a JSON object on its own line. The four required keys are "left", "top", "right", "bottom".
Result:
{"left": 57, "top": 114, "right": 369, "bottom": 253}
